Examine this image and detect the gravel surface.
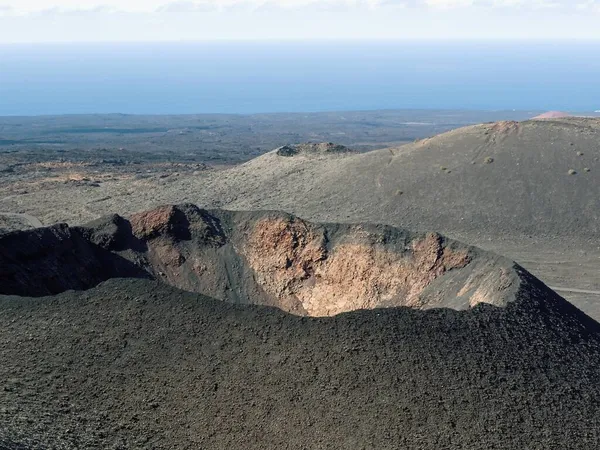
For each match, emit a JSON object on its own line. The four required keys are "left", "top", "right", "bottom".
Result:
{"left": 1, "top": 277, "right": 600, "bottom": 449}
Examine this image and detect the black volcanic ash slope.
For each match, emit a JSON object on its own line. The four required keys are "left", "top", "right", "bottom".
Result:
{"left": 2, "top": 277, "right": 600, "bottom": 449}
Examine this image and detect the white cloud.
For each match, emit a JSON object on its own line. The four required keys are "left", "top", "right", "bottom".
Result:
{"left": 0, "top": 0, "right": 364, "bottom": 14}
{"left": 0, "top": 0, "right": 594, "bottom": 15}
{"left": 425, "top": 0, "right": 473, "bottom": 8}
{"left": 424, "top": 0, "right": 577, "bottom": 8}
{"left": 0, "top": 0, "right": 598, "bottom": 42}
{"left": 577, "top": 0, "right": 600, "bottom": 10}
{"left": 0, "top": 0, "right": 158, "bottom": 14}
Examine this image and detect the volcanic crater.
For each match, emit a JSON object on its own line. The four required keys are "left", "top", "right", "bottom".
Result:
{"left": 2, "top": 203, "right": 539, "bottom": 316}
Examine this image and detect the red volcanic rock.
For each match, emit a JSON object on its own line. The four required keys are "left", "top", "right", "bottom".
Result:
{"left": 129, "top": 205, "right": 176, "bottom": 240}
{"left": 532, "top": 111, "right": 572, "bottom": 119}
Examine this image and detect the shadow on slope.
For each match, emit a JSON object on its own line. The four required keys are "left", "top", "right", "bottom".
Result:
{"left": 0, "top": 220, "right": 150, "bottom": 297}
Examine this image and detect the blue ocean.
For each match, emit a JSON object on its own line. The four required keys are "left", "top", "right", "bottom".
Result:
{"left": 1, "top": 41, "right": 599, "bottom": 115}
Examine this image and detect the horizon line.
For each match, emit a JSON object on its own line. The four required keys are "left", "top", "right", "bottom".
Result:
{"left": 3, "top": 37, "right": 600, "bottom": 45}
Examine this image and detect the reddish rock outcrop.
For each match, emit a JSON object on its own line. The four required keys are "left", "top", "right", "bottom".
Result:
{"left": 130, "top": 205, "right": 176, "bottom": 240}
{"left": 242, "top": 218, "right": 472, "bottom": 316}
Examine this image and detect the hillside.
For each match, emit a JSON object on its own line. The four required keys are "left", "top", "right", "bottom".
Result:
{"left": 5, "top": 118, "right": 598, "bottom": 240}
{"left": 4, "top": 118, "right": 598, "bottom": 242}
{"left": 2, "top": 277, "right": 600, "bottom": 449}
{"left": 533, "top": 111, "right": 573, "bottom": 119}
{"left": 194, "top": 118, "right": 600, "bottom": 242}
{"left": 1, "top": 118, "right": 599, "bottom": 316}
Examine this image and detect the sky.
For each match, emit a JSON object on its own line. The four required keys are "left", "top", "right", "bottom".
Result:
{"left": 0, "top": 0, "right": 599, "bottom": 42}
